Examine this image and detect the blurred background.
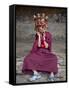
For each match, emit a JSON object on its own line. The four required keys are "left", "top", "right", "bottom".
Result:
{"left": 16, "top": 5, "right": 67, "bottom": 83}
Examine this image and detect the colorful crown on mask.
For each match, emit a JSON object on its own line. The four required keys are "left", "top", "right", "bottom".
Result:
{"left": 33, "top": 13, "right": 48, "bottom": 30}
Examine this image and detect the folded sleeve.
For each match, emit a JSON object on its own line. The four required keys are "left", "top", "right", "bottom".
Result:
{"left": 30, "top": 34, "right": 38, "bottom": 53}
{"left": 45, "top": 32, "right": 52, "bottom": 52}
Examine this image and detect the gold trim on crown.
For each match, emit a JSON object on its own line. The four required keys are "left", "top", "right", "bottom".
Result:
{"left": 33, "top": 13, "right": 48, "bottom": 20}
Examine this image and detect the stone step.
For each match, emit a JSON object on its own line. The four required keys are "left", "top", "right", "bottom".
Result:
{"left": 16, "top": 56, "right": 66, "bottom": 83}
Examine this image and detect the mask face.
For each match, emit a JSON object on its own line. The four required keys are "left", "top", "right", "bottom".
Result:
{"left": 35, "top": 18, "right": 47, "bottom": 33}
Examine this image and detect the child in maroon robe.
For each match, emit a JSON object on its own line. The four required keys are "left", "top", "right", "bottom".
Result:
{"left": 22, "top": 13, "right": 58, "bottom": 81}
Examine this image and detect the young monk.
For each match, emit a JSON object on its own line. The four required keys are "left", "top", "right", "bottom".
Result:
{"left": 22, "top": 13, "right": 58, "bottom": 81}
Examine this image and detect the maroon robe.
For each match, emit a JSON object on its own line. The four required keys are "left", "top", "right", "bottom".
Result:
{"left": 22, "top": 31, "right": 58, "bottom": 74}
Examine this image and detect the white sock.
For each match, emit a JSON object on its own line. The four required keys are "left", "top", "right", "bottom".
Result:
{"left": 50, "top": 72, "right": 54, "bottom": 78}
{"left": 33, "top": 70, "right": 39, "bottom": 75}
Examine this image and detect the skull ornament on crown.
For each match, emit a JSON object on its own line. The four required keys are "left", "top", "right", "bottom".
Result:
{"left": 33, "top": 13, "right": 48, "bottom": 32}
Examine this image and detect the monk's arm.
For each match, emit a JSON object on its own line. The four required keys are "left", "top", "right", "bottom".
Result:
{"left": 38, "top": 35, "right": 41, "bottom": 47}
{"left": 44, "top": 32, "right": 52, "bottom": 51}
{"left": 43, "top": 33, "right": 48, "bottom": 48}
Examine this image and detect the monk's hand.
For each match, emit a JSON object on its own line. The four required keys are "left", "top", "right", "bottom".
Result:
{"left": 42, "top": 32, "right": 46, "bottom": 41}
{"left": 36, "top": 31, "right": 40, "bottom": 37}
{"left": 44, "top": 41, "right": 48, "bottom": 48}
